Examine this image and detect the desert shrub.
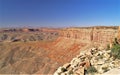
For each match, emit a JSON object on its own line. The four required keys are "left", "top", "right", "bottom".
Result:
{"left": 37, "top": 36, "right": 43, "bottom": 40}
{"left": 29, "top": 36, "right": 36, "bottom": 41}
{"left": 99, "top": 55, "right": 104, "bottom": 59}
{"left": 86, "top": 66, "right": 97, "bottom": 74}
{"left": 102, "top": 67, "right": 109, "bottom": 72}
{"left": 111, "top": 44, "right": 120, "bottom": 59}
{"left": 68, "top": 70, "right": 73, "bottom": 74}
{"left": 61, "top": 67, "right": 67, "bottom": 72}
{"left": 110, "top": 38, "right": 120, "bottom": 59}
{"left": 106, "top": 44, "right": 110, "bottom": 50}
{"left": 1, "top": 34, "right": 8, "bottom": 40}
{"left": 113, "top": 38, "right": 119, "bottom": 45}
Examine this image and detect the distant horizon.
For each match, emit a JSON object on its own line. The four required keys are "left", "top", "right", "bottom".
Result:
{"left": 0, "top": 25, "right": 119, "bottom": 29}
{"left": 0, "top": 0, "right": 120, "bottom": 27}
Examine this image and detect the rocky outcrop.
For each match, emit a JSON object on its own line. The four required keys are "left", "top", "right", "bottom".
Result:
{"left": 54, "top": 47, "right": 120, "bottom": 75}
{"left": 102, "top": 68, "right": 120, "bottom": 75}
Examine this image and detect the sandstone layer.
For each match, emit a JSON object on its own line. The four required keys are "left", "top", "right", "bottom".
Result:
{"left": 59, "top": 26, "right": 118, "bottom": 47}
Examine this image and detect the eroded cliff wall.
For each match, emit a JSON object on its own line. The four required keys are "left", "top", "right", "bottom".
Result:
{"left": 59, "top": 26, "right": 118, "bottom": 47}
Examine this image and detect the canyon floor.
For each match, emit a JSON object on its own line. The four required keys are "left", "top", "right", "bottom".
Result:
{"left": 0, "top": 28, "right": 89, "bottom": 74}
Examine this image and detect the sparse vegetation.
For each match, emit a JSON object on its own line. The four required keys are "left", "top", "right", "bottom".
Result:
{"left": 86, "top": 66, "right": 97, "bottom": 74}
{"left": 111, "top": 38, "right": 120, "bottom": 59}
{"left": 113, "top": 38, "right": 119, "bottom": 45}
{"left": 111, "top": 44, "right": 120, "bottom": 59}
{"left": 68, "top": 70, "right": 74, "bottom": 74}
{"left": 106, "top": 44, "right": 110, "bottom": 50}
{"left": 61, "top": 67, "right": 67, "bottom": 72}
{"left": 99, "top": 55, "right": 104, "bottom": 59}
{"left": 102, "top": 67, "right": 109, "bottom": 72}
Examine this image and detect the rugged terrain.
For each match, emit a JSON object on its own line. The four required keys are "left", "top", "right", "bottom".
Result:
{"left": 0, "top": 26, "right": 118, "bottom": 74}
{"left": 54, "top": 26, "right": 120, "bottom": 75}
{"left": 54, "top": 47, "right": 120, "bottom": 75}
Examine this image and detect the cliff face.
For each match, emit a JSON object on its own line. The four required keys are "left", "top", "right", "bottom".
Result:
{"left": 59, "top": 27, "right": 118, "bottom": 47}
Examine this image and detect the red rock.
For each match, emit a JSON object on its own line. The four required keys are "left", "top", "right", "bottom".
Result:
{"left": 0, "top": 26, "right": 118, "bottom": 74}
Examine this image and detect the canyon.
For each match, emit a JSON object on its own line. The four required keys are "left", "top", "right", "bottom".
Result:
{"left": 0, "top": 26, "right": 118, "bottom": 74}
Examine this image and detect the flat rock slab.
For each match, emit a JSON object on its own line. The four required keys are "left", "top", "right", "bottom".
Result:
{"left": 102, "top": 68, "right": 120, "bottom": 75}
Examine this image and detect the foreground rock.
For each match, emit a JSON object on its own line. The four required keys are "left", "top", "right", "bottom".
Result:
{"left": 54, "top": 47, "right": 120, "bottom": 75}
{"left": 102, "top": 68, "right": 120, "bottom": 75}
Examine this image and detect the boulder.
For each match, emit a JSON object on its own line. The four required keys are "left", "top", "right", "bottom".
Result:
{"left": 67, "top": 67, "right": 73, "bottom": 71}
{"left": 70, "top": 58, "right": 77, "bottom": 64}
{"left": 98, "top": 67, "right": 104, "bottom": 74}
{"left": 63, "top": 63, "right": 71, "bottom": 69}
{"left": 85, "top": 50, "right": 92, "bottom": 56}
{"left": 91, "top": 48, "right": 97, "bottom": 55}
{"left": 84, "top": 60, "right": 91, "bottom": 70}
{"left": 75, "top": 67, "right": 84, "bottom": 75}
{"left": 53, "top": 71, "right": 59, "bottom": 75}
{"left": 71, "top": 58, "right": 81, "bottom": 68}
{"left": 55, "top": 67, "right": 67, "bottom": 74}
{"left": 113, "top": 60, "right": 120, "bottom": 67}
{"left": 91, "top": 48, "right": 97, "bottom": 51}
{"left": 98, "top": 46, "right": 104, "bottom": 50}
{"left": 96, "top": 59, "right": 105, "bottom": 65}
{"left": 109, "top": 62, "right": 115, "bottom": 69}
{"left": 102, "top": 68, "right": 120, "bottom": 75}
{"left": 71, "top": 60, "right": 79, "bottom": 68}
{"left": 101, "top": 63, "right": 109, "bottom": 73}
{"left": 95, "top": 63, "right": 109, "bottom": 74}
{"left": 103, "top": 53, "right": 110, "bottom": 60}
{"left": 61, "top": 73, "right": 66, "bottom": 75}
{"left": 80, "top": 55, "right": 86, "bottom": 61}
{"left": 90, "top": 57, "right": 98, "bottom": 65}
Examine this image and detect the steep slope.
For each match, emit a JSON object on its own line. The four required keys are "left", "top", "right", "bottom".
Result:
{"left": 0, "top": 38, "right": 88, "bottom": 74}
{"left": 0, "top": 41, "right": 60, "bottom": 74}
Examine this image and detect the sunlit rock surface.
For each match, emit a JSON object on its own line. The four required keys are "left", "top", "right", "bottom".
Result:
{"left": 0, "top": 26, "right": 118, "bottom": 74}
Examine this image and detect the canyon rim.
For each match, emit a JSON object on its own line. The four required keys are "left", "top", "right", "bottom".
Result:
{"left": 0, "top": 26, "right": 120, "bottom": 74}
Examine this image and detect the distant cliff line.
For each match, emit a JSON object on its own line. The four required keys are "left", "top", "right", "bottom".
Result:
{"left": 0, "top": 26, "right": 119, "bottom": 47}
{"left": 59, "top": 26, "right": 118, "bottom": 47}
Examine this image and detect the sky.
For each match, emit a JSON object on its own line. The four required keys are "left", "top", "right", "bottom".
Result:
{"left": 0, "top": 0, "right": 120, "bottom": 28}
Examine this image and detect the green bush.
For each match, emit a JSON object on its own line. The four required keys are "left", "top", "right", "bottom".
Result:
{"left": 111, "top": 44, "right": 120, "bottom": 59}
{"left": 86, "top": 66, "right": 97, "bottom": 73}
